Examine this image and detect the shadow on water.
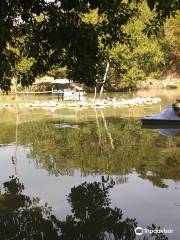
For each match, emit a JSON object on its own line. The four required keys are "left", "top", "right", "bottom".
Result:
{"left": 0, "top": 176, "right": 168, "bottom": 240}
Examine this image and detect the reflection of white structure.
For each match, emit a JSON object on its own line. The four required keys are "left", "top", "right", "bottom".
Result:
{"left": 158, "top": 129, "right": 180, "bottom": 137}
{"left": 51, "top": 79, "right": 86, "bottom": 101}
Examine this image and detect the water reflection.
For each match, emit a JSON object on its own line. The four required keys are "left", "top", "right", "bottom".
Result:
{"left": 0, "top": 116, "right": 180, "bottom": 187}
{"left": 0, "top": 176, "right": 59, "bottom": 240}
{"left": 158, "top": 129, "right": 180, "bottom": 137}
{"left": 0, "top": 176, "right": 168, "bottom": 240}
{"left": 142, "top": 125, "right": 180, "bottom": 137}
{"left": 0, "top": 90, "right": 180, "bottom": 239}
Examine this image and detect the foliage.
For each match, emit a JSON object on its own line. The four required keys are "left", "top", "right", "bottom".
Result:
{"left": 164, "top": 13, "right": 180, "bottom": 52}
{"left": 0, "top": 0, "right": 46, "bottom": 92}
{"left": 108, "top": 2, "right": 176, "bottom": 90}
{"left": 0, "top": 0, "right": 179, "bottom": 91}
{"left": 143, "top": 0, "right": 180, "bottom": 36}
{"left": 21, "top": 1, "right": 137, "bottom": 88}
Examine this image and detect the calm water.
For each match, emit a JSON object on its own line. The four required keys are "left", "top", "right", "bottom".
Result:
{"left": 0, "top": 89, "right": 180, "bottom": 240}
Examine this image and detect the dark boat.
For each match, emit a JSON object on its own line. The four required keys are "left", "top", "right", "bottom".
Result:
{"left": 141, "top": 100, "right": 180, "bottom": 127}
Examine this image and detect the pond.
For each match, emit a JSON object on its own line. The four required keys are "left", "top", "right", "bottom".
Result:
{"left": 0, "top": 89, "right": 180, "bottom": 240}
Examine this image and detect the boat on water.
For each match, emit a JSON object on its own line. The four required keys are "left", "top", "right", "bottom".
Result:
{"left": 141, "top": 100, "right": 180, "bottom": 127}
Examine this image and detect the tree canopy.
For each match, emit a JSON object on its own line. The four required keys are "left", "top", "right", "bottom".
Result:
{"left": 0, "top": 0, "right": 179, "bottom": 91}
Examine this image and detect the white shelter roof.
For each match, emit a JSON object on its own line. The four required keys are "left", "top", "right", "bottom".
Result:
{"left": 51, "top": 79, "right": 70, "bottom": 84}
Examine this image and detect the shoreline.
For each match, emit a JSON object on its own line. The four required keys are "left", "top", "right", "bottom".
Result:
{"left": 0, "top": 97, "right": 161, "bottom": 110}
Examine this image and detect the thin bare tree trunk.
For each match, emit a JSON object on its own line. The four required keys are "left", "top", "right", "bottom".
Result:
{"left": 99, "top": 62, "right": 110, "bottom": 98}
{"left": 94, "top": 108, "right": 102, "bottom": 150}
{"left": 12, "top": 77, "right": 19, "bottom": 175}
{"left": 14, "top": 107, "right": 19, "bottom": 175}
{"left": 100, "top": 110, "right": 114, "bottom": 149}
{"left": 93, "top": 86, "right": 97, "bottom": 102}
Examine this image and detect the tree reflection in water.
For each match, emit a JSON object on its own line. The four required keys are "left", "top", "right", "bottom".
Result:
{"left": 0, "top": 176, "right": 168, "bottom": 240}
{"left": 0, "top": 175, "right": 59, "bottom": 240}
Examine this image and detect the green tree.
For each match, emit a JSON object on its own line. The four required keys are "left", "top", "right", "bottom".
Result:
{"left": 0, "top": 0, "right": 46, "bottom": 92}
{"left": 0, "top": 0, "right": 179, "bottom": 91}
{"left": 108, "top": 2, "right": 178, "bottom": 90}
